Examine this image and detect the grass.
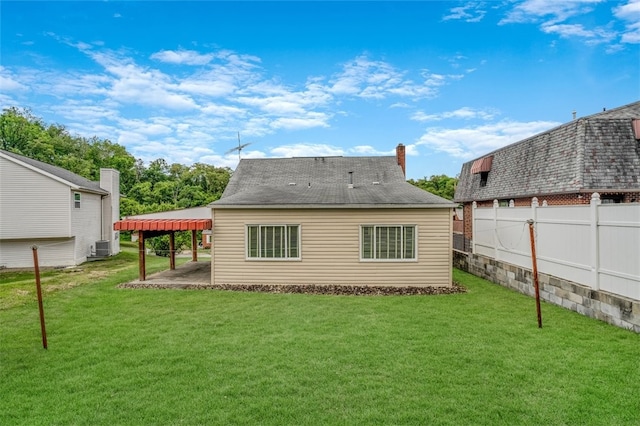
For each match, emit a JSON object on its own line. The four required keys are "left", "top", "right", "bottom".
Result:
{"left": 1, "top": 244, "right": 639, "bottom": 425}
{"left": 0, "top": 243, "right": 190, "bottom": 310}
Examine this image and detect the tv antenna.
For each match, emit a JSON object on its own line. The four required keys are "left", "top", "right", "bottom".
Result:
{"left": 225, "top": 132, "right": 252, "bottom": 161}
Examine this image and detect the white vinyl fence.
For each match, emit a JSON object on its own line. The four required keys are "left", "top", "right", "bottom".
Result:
{"left": 472, "top": 194, "right": 640, "bottom": 301}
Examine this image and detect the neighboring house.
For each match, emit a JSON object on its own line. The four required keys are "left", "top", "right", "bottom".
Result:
{"left": 201, "top": 230, "right": 212, "bottom": 248}
{"left": 0, "top": 149, "right": 120, "bottom": 268}
{"left": 454, "top": 100, "right": 640, "bottom": 250}
{"left": 209, "top": 144, "right": 456, "bottom": 287}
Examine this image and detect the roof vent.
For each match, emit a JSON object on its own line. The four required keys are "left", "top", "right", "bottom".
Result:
{"left": 288, "top": 182, "right": 296, "bottom": 186}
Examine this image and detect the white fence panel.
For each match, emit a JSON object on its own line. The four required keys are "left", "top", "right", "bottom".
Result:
{"left": 473, "top": 202, "right": 497, "bottom": 258}
{"left": 598, "top": 204, "right": 640, "bottom": 299}
{"left": 536, "top": 206, "right": 593, "bottom": 288}
{"left": 495, "top": 207, "right": 531, "bottom": 267}
{"left": 473, "top": 195, "right": 640, "bottom": 301}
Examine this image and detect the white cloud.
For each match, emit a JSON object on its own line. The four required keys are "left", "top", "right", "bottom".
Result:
{"left": 498, "top": 0, "right": 633, "bottom": 47}
{"left": 411, "top": 107, "right": 499, "bottom": 122}
{"left": 201, "top": 103, "right": 246, "bottom": 118}
{"left": 541, "top": 22, "right": 616, "bottom": 44}
{"left": 329, "top": 56, "right": 451, "bottom": 100}
{"left": 270, "top": 143, "right": 345, "bottom": 158}
{"left": 500, "top": 0, "right": 603, "bottom": 25}
{"left": 178, "top": 78, "right": 236, "bottom": 97}
{"left": 117, "top": 118, "right": 173, "bottom": 136}
{"left": 442, "top": 2, "right": 487, "bottom": 22}
{"left": 117, "top": 130, "right": 149, "bottom": 146}
{"left": 0, "top": 74, "right": 28, "bottom": 92}
{"left": 48, "top": 73, "right": 112, "bottom": 97}
{"left": 50, "top": 102, "right": 119, "bottom": 123}
{"left": 150, "top": 49, "right": 215, "bottom": 66}
{"left": 350, "top": 145, "right": 390, "bottom": 155}
{"left": 416, "top": 120, "right": 561, "bottom": 159}
{"left": 270, "top": 113, "right": 331, "bottom": 130}
{"left": 614, "top": 0, "right": 640, "bottom": 43}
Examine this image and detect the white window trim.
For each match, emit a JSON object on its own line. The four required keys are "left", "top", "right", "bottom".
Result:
{"left": 245, "top": 224, "right": 302, "bottom": 261}
{"left": 73, "top": 192, "right": 81, "bottom": 209}
{"left": 359, "top": 224, "right": 418, "bottom": 262}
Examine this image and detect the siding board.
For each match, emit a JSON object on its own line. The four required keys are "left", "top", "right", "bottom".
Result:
{"left": 0, "top": 157, "right": 71, "bottom": 239}
{"left": 212, "top": 208, "right": 452, "bottom": 287}
{"left": 71, "top": 192, "right": 103, "bottom": 264}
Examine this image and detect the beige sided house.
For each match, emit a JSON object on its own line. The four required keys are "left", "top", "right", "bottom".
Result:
{"left": 209, "top": 145, "right": 455, "bottom": 287}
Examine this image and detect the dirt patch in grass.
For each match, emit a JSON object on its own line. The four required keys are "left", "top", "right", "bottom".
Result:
{"left": 119, "top": 282, "right": 467, "bottom": 295}
{"left": 45, "top": 282, "right": 80, "bottom": 292}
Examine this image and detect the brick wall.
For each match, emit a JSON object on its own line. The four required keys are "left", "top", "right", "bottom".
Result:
{"left": 453, "top": 251, "right": 640, "bottom": 333}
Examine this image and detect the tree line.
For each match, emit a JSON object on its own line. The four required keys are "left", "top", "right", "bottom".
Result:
{"left": 0, "top": 106, "right": 457, "bottom": 215}
{"left": 0, "top": 107, "right": 231, "bottom": 217}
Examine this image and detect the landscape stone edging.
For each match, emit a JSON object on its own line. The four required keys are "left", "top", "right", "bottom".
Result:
{"left": 118, "top": 282, "right": 467, "bottom": 296}
{"left": 453, "top": 250, "right": 640, "bottom": 333}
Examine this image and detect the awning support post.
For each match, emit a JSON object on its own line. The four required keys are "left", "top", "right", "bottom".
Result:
{"left": 169, "top": 232, "right": 176, "bottom": 270}
{"left": 139, "top": 231, "right": 146, "bottom": 281}
{"left": 191, "top": 230, "right": 198, "bottom": 262}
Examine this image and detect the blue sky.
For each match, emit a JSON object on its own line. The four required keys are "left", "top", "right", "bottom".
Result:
{"left": 1, "top": 1, "right": 639, "bottom": 179}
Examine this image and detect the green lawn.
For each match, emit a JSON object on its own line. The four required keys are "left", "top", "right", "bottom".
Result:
{"left": 1, "top": 245, "right": 639, "bottom": 425}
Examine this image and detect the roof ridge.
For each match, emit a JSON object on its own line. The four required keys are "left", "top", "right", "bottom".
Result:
{"left": 584, "top": 100, "right": 640, "bottom": 119}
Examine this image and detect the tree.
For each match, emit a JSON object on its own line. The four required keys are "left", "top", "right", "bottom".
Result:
{"left": 0, "top": 107, "right": 44, "bottom": 153}
{"left": 407, "top": 174, "right": 458, "bottom": 200}
{"left": 142, "top": 158, "right": 170, "bottom": 185}
{"left": 87, "top": 139, "right": 138, "bottom": 193}
{"left": 0, "top": 107, "right": 232, "bottom": 217}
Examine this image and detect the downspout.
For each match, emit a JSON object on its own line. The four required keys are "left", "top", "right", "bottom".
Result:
{"left": 101, "top": 194, "right": 106, "bottom": 241}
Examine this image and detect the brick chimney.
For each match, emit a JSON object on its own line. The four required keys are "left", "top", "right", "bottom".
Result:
{"left": 396, "top": 143, "right": 406, "bottom": 177}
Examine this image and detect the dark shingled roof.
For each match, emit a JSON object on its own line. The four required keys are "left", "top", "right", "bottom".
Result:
{"left": 1, "top": 149, "right": 108, "bottom": 194}
{"left": 454, "top": 101, "right": 640, "bottom": 202}
{"left": 211, "top": 156, "right": 454, "bottom": 208}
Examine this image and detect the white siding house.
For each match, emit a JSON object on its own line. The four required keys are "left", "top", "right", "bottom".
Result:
{"left": 0, "top": 150, "right": 120, "bottom": 268}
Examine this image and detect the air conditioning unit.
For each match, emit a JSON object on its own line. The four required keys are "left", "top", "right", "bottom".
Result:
{"left": 95, "top": 240, "right": 110, "bottom": 257}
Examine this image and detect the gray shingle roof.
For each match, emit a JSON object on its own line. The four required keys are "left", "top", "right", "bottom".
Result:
{"left": 212, "top": 156, "right": 454, "bottom": 208}
{"left": 0, "top": 149, "right": 107, "bottom": 194}
{"left": 454, "top": 101, "right": 640, "bottom": 202}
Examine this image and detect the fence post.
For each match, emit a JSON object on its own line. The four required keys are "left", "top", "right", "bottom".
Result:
{"left": 493, "top": 199, "right": 499, "bottom": 260}
{"left": 472, "top": 201, "right": 477, "bottom": 254}
{"left": 590, "top": 193, "right": 601, "bottom": 290}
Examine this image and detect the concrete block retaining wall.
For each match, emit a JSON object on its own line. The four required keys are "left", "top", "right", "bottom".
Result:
{"left": 453, "top": 250, "right": 640, "bottom": 333}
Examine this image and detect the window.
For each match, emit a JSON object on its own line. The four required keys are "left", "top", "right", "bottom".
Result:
{"left": 361, "top": 225, "right": 416, "bottom": 260}
{"left": 74, "top": 192, "right": 81, "bottom": 208}
{"left": 479, "top": 171, "right": 489, "bottom": 187}
{"left": 601, "top": 195, "right": 623, "bottom": 204}
{"left": 247, "top": 225, "right": 300, "bottom": 259}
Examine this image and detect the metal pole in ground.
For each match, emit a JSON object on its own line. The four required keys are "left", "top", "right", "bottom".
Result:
{"left": 526, "top": 220, "right": 542, "bottom": 328}
{"left": 31, "top": 245, "right": 48, "bottom": 349}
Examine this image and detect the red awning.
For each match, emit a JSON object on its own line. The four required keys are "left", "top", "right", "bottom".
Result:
{"left": 114, "top": 219, "right": 212, "bottom": 231}
{"left": 470, "top": 156, "right": 493, "bottom": 174}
